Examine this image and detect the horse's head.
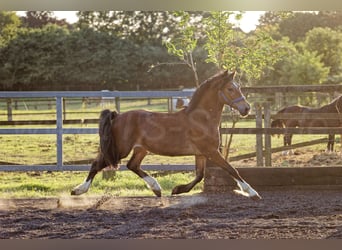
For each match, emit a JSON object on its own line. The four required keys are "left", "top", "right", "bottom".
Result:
{"left": 218, "top": 71, "right": 250, "bottom": 116}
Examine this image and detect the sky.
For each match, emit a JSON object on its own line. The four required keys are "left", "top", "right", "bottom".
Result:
{"left": 19, "top": 11, "right": 265, "bottom": 33}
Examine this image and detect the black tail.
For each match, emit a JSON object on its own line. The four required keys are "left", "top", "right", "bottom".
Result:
{"left": 99, "top": 109, "right": 119, "bottom": 168}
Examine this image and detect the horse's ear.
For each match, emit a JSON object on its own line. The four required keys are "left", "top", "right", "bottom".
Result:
{"left": 228, "top": 71, "right": 236, "bottom": 81}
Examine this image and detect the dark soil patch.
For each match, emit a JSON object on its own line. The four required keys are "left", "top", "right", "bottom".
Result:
{"left": 1, "top": 190, "right": 341, "bottom": 239}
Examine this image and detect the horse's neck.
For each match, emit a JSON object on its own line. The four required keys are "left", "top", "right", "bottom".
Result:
{"left": 188, "top": 101, "right": 224, "bottom": 125}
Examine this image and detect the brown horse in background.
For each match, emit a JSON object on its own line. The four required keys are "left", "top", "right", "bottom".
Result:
{"left": 271, "top": 96, "right": 342, "bottom": 153}
{"left": 71, "top": 70, "right": 261, "bottom": 200}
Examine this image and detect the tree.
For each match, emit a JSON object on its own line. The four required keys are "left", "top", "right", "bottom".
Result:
{"left": 258, "top": 11, "right": 293, "bottom": 27}
{"left": 161, "top": 11, "right": 201, "bottom": 87}
{"left": 317, "top": 11, "right": 342, "bottom": 30}
{"left": 0, "top": 25, "right": 70, "bottom": 89}
{"left": 77, "top": 11, "right": 179, "bottom": 45}
{"left": 20, "top": 11, "right": 71, "bottom": 29}
{"left": 204, "top": 11, "right": 287, "bottom": 84}
{"left": 278, "top": 12, "right": 322, "bottom": 42}
{"left": 0, "top": 11, "right": 21, "bottom": 46}
{"left": 304, "top": 27, "right": 342, "bottom": 77}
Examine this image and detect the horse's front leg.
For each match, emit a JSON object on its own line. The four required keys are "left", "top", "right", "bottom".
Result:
{"left": 172, "top": 155, "right": 206, "bottom": 195}
{"left": 206, "top": 151, "right": 261, "bottom": 200}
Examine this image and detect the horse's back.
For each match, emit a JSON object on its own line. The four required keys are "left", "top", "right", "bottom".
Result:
{"left": 111, "top": 109, "right": 197, "bottom": 156}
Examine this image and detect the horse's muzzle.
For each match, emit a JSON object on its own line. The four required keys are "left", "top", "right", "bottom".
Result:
{"left": 237, "top": 103, "right": 250, "bottom": 117}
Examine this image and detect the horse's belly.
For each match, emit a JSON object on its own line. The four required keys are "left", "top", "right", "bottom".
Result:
{"left": 143, "top": 134, "right": 198, "bottom": 156}
{"left": 144, "top": 139, "right": 199, "bottom": 156}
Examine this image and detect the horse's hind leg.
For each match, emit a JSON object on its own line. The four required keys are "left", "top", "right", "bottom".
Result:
{"left": 71, "top": 154, "right": 107, "bottom": 195}
{"left": 327, "top": 134, "right": 335, "bottom": 153}
{"left": 127, "top": 146, "right": 162, "bottom": 197}
{"left": 172, "top": 155, "right": 205, "bottom": 195}
{"left": 283, "top": 134, "right": 293, "bottom": 155}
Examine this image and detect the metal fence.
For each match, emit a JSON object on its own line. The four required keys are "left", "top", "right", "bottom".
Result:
{"left": 1, "top": 85, "right": 342, "bottom": 171}
{"left": 0, "top": 91, "right": 194, "bottom": 171}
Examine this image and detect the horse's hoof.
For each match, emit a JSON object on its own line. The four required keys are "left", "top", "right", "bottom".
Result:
{"left": 153, "top": 190, "right": 162, "bottom": 197}
{"left": 171, "top": 187, "right": 179, "bottom": 195}
{"left": 251, "top": 194, "right": 262, "bottom": 201}
{"left": 71, "top": 190, "right": 77, "bottom": 195}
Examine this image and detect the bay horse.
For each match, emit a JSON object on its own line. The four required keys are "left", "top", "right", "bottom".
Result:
{"left": 271, "top": 95, "right": 342, "bottom": 153}
{"left": 71, "top": 70, "right": 261, "bottom": 200}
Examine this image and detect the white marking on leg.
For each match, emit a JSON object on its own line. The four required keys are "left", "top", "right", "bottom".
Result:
{"left": 72, "top": 179, "right": 92, "bottom": 195}
{"left": 234, "top": 179, "right": 261, "bottom": 199}
{"left": 143, "top": 176, "right": 161, "bottom": 193}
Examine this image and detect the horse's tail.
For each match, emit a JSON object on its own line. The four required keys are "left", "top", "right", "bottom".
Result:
{"left": 99, "top": 109, "right": 119, "bottom": 169}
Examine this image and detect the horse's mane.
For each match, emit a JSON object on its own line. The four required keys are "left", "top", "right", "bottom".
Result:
{"left": 186, "top": 70, "right": 227, "bottom": 112}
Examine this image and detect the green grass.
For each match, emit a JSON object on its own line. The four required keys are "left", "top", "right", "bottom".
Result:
{"left": 0, "top": 171, "right": 203, "bottom": 198}
{"left": 0, "top": 97, "right": 334, "bottom": 198}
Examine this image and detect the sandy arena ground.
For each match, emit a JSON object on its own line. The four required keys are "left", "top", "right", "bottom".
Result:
{"left": 0, "top": 189, "right": 341, "bottom": 239}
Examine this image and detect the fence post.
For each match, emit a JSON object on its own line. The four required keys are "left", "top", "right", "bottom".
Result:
{"left": 264, "top": 102, "right": 272, "bottom": 167}
{"left": 255, "top": 103, "right": 264, "bottom": 166}
{"left": 115, "top": 97, "right": 120, "bottom": 113}
{"left": 168, "top": 98, "right": 173, "bottom": 113}
{"left": 56, "top": 97, "right": 63, "bottom": 169}
{"left": 63, "top": 98, "right": 67, "bottom": 121}
{"left": 6, "top": 99, "right": 13, "bottom": 121}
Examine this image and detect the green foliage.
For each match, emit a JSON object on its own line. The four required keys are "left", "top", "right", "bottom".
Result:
{"left": 272, "top": 11, "right": 342, "bottom": 43}
{"left": 304, "top": 27, "right": 342, "bottom": 76}
{"left": 204, "top": 11, "right": 287, "bottom": 82}
{"left": 0, "top": 25, "right": 70, "bottom": 88}
{"left": 0, "top": 11, "right": 21, "bottom": 46}
{"left": 0, "top": 11, "right": 341, "bottom": 91}
{"left": 77, "top": 11, "right": 179, "bottom": 45}
{"left": 279, "top": 49, "right": 329, "bottom": 85}
{"left": 20, "top": 11, "right": 70, "bottom": 29}
{"left": 163, "top": 11, "right": 200, "bottom": 87}
{"left": 204, "top": 11, "right": 235, "bottom": 69}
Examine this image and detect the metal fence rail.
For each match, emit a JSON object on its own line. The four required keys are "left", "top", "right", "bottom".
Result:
{"left": 1, "top": 87, "right": 342, "bottom": 171}
{"left": 0, "top": 91, "right": 194, "bottom": 171}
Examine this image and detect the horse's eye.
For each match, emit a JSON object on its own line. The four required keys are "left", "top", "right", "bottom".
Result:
{"left": 227, "top": 88, "right": 234, "bottom": 92}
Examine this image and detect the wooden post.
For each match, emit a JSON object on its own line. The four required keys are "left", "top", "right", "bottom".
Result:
{"left": 275, "top": 92, "right": 284, "bottom": 110}
{"left": 264, "top": 102, "right": 272, "bottom": 167}
{"left": 102, "top": 167, "right": 117, "bottom": 180}
{"left": 115, "top": 97, "right": 120, "bottom": 113}
{"left": 168, "top": 98, "right": 172, "bottom": 113}
{"left": 6, "top": 99, "right": 13, "bottom": 121}
{"left": 255, "top": 103, "right": 264, "bottom": 166}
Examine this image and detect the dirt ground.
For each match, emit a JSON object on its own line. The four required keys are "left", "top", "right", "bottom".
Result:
{"left": 238, "top": 149, "right": 342, "bottom": 167}
{"left": 0, "top": 149, "right": 341, "bottom": 239}
{"left": 0, "top": 189, "right": 341, "bottom": 239}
